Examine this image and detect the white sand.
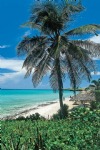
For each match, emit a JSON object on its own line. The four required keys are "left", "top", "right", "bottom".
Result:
{"left": 17, "top": 98, "right": 75, "bottom": 119}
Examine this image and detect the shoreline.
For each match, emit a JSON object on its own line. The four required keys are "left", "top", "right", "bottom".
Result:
{"left": 0, "top": 101, "right": 58, "bottom": 120}
{"left": 1, "top": 98, "right": 76, "bottom": 120}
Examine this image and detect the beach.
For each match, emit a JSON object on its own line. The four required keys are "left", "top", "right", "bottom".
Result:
{"left": 1, "top": 89, "right": 76, "bottom": 119}
{"left": 1, "top": 97, "right": 76, "bottom": 120}
{"left": 15, "top": 98, "right": 75, "bottom": 119}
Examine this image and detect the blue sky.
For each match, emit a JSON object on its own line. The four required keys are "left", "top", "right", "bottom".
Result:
{"left": 0, "top": 0, "right": 100, "bottom": 89}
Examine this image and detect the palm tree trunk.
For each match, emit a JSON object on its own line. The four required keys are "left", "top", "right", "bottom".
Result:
{"left": 56, "top": 58, "right": 64, "bottom": 119}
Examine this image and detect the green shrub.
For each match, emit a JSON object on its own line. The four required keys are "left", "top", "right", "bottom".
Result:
{"left": 16, "top": 116, "right": 25, "bottom": 120}
{"left": 52, "top": 104, "right": 69, "bottom": 119}
{"left": 16, "top": 113, "right": 45, "bottom": 121}
{"left": 95, "top": 90, "right": 100, "bottom": 102}
{"left": 26, "top": 113, "right": 45, "bottom": 121}
{"left": 70, "top": 107, "right": 89, "bottom": 119}
{"left": 1, "top": 110, "right": 100, "bottom": 150}
{"left": 90, "top": 101, "right": 100, "bottom": 111}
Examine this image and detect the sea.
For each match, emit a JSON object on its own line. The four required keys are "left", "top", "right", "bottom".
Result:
{"left": 0, "top": 89, "right": 75, "bottom": 118}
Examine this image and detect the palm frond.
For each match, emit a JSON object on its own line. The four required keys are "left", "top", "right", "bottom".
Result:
{"left": 67, "top": 43, "right": 95, "bottom": 81}
{"left": 21, "top": 22, "right": 41, "bottom": 30}
{"left": 69, "top": 42, "right": 90, "bottom": 59}
{"left": 72, "top": 40, "right": 100, "bottom": 57}
{"left": 62, "top": 38, "right": 95, "bottom": 92}
{"left": 22, "top": 47, "right": 45, "bottom": 71}
{"left": 31, "top": 37, "right": 68, "bottom": 88}
{"left": 31, "top": 41, "right": 58, "bottom": 87}
{"left": 22, "top": 1, "right": 83, "bottom": 34}
{"left": 59, "top": 37, "right": 94, "bottom": 87}
{"left": 17, "top": 37, "right": 32, "bottom": 55}
{"left": 32, "top": 53, "right": 52, "bottom": 87}
{"left": 61, "top": 36, "right": 91, "bottom": 60}
{"left": 66, "top": 24, "right": 100, "bottom": 36}
{"left": 22, "top": 47, "right": 48, "bottom": 78}
{"left": 65, "top": 52, "right": 80, "bottom": 93}
{"left": 17, "top": 36, "right": 47, "bottom": 55}
{"left": 49, "top": 65, "right": 58, "bottom": 91}
{"left": 63, "top": 1, "right": 84, "bottom": 16}
{"left": 29, "top": 2, "right": 64, "bottom": 34}
{"left": 50, "top": 60, "right": 65, "bottom": 91}
{"left": 78, "top": 60, "right": 92, "bottom": 82}
{"left": 24, "top": 67, "right": 33, "bottom": 78}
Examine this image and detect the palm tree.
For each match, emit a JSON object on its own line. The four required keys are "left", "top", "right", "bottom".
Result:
{"left": 90, "top": 79, "right": 100, "bottom": 90}
{"left": 17, "top": 1, "right": 100, "bottom": 118}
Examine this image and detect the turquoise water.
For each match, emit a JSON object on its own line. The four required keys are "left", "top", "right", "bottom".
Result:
{"left": 0, "top": 89, "right": 74, "bottom": 118}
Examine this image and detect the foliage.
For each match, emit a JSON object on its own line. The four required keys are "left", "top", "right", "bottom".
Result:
{"left": 90, "top": 78, "right": 100, "bottom": 90}
{"left": 90, "top": 101, "right": 100, "bottom": 111}
{"left": 16, "top": 116, "right": 26, "bottom": 121}
{"left": 69, "top": 107, "right": 99, "bottom": 121}
{"left": 95, "top": 90, "right": 100, "bottom": 102}
{"left": 52, "top": 104, "right": 69, "bottom": 119}
{"left": 1, "top": 109, "right": 100, "bottom": 150}
{"left": 16, "top": 113, "right": 45, "bottom": 121}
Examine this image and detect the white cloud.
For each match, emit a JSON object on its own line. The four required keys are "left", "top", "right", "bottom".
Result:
{"left": 0, "top": 71, "right": 24, "bottom": 83}
{"left": 0, "top": 57, "right": 26, "bottom": 84}
{"left": 90, "top": 34, "right": 100, "bottom": 43}
{"left": 89, "top": 34, "right": 100, "bottom": 60}
{"left": 92, "top": 57, "right": 100, "bottom": 60}
{"left": 91, "top": 71, "right": 100, "bottom": 75}
{"left": 0, "top": 57, "right": 49, "bottom": 89}
{"left": 23, "top": 30, "right": 31, "bottom": 37}
{"left": 0, "top": 45, "right": 10, "bottom": 49}
{"left": 0, "top": 57, "right": 24, "bottom": 71}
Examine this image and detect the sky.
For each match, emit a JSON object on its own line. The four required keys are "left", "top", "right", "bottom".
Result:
{"left": 0, "top": 0, "right": 100, "bottom": 89}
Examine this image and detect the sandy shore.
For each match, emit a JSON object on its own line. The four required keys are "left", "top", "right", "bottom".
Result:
{"left": 14, "top": 98, "right": 75, "bottom": 119}
{"left": 1, "top": 90, "right": 93, "bottom": 120}
{"left": 1, "top": 98, "right": 76, "bottom": 120}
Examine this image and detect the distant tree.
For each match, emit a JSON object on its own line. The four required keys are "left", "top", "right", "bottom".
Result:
{"left": 17, "top": 1, "right": 100, "bottom": 118}
{"left": 90, "top": 79, "right": 100, "bottom": 90}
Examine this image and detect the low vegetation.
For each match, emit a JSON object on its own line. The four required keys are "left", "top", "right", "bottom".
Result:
{"left": 52, "top": 104, "right": 69, "bottom": 119}
{"left": 1, "top": 107, "right": 100, "bottom": 150}
{"left": 95, "top": 90, "right": 100, "bottom": 102}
